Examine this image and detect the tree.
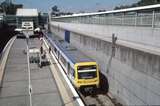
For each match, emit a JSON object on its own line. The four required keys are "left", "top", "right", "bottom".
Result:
{"left": 137, "top": 0, "right": 160, "bottom": 6}
{"left": 114, "top": 0, "right": 160, "bottom": 10}
{"left": 51, "top": 5, "right": 60, "bottom": 16}
{"left": 98, "top": 9, "right": 106, "bottom": 12}
{"left": 0, "top": 0, "right": 23, "bottom": 14}
{"left": 51, "top": 5, "right": 73, "bottom": 16}
{"left": 52, "top": 5, "right": 59, "bottom": 12}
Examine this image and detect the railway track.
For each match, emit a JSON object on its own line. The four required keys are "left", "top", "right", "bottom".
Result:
{"left": 43, "top": 37, "right": 122, "bottom": 106}
{"left": 47, "top": 48, "right": 120, "bottom": 106}
{"left": 76, "top": 72, "right": 120, "bottom": 106}
{"left": 77, "top": 88, "right": 115, "bottom": 106}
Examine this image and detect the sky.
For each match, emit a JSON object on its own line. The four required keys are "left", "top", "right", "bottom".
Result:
{"left": 13, "top": 0, "right": 139, "bottom": 13}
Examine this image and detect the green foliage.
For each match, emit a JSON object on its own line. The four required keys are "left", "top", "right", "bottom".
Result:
{"left": 137, "top": 0, "right": 160, "bottom": 6}
{"left": 114, "top": 0, "right": 160, "bottom": 10}
{"left": 51, "top": 5, "right": 73, "bottom": 16}
{"left": 52, "top": 5, "right": 59, "bottom": 12}
{"left": 0, "top": 0, "right": 23, "bottom": 14}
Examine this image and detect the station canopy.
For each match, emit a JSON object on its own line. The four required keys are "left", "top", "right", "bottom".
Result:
{"left": 16, "top": 9, "right": 38, "bottom": 17}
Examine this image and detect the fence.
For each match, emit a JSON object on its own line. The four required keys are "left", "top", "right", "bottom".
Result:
{"left": 52, "top": 5, "right": 160, "bottom": 28}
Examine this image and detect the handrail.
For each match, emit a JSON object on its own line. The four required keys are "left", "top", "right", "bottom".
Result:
{"left": 53, "top": 4, "right": 160, "bottom": 18}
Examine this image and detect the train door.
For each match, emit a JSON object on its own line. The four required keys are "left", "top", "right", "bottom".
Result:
{"left": 65, "top": 30, "right": 70, "bottom": 43}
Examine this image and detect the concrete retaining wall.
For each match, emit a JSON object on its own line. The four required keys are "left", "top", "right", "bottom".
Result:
{"left": 50, "top": 23, "right": 160, "bottom": 105}
{"left": 51, "top": 22, "right": 160, "bottom": 48}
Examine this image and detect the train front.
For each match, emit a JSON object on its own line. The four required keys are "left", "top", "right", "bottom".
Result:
{"left": 74, "top": 62, "right": 99, "bottom": 89}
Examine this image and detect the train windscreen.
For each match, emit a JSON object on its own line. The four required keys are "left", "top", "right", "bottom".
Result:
{"left": 77, "top": 65, "right": 97, "bottom": 79}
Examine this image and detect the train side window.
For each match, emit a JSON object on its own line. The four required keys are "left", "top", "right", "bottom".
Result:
{"left": 60, "top": 55, "right": 67, "bottom": 67}
{"left": 57, "top": 51, "right": 60, "bottom": 58}
{"left": 54, "top": 48, "right": 59, "bottom": 56}
{"left": 70, "top": 68, "right": 75, "bottom": 78}
{"left": 67, "top": 63, "right": 70, "bottom": 74}
{"left": 54, "top": 47, "right": 57, "bottom": 53}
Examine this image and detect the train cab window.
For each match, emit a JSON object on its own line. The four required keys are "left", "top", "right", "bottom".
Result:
{"left": 77, "top": 65, "right": 97, "bottom": 79}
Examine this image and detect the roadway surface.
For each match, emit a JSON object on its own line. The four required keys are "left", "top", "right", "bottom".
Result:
{"left": 0, "top": 38, "right": 63, "bottom": 106}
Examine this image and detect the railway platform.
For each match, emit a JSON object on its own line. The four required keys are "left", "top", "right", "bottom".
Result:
{"left": 0, "top": 37, "right": 76, "bottom": 106}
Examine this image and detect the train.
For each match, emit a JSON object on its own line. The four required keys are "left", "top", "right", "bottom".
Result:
{"left": 45, "top": 34, "right": 100, "bottom": 90}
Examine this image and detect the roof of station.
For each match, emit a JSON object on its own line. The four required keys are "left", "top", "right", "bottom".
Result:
{"left": 16, "top": 8, "right": 38, "bottom": 17}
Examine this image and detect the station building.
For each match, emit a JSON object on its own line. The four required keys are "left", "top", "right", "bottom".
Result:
{"left": 16, "top": 8, "right": 38, "bottom": 28}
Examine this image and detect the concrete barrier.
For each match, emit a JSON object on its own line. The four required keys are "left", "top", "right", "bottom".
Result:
{"left": 0, "top": 36, "right": 16, "bottom": 86}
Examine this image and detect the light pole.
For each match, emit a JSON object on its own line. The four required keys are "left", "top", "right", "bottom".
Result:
{"left": 106, "top": 34, "right": 117, "bottom": 74}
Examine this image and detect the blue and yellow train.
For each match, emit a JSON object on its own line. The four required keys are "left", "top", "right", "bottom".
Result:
{"left": 46, "top": 34, "right": 99, "bottom": 89}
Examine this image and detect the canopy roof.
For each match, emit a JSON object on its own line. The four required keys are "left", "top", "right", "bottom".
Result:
{"left": 16, "top": 9, "right": 38, "bottom": 17}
